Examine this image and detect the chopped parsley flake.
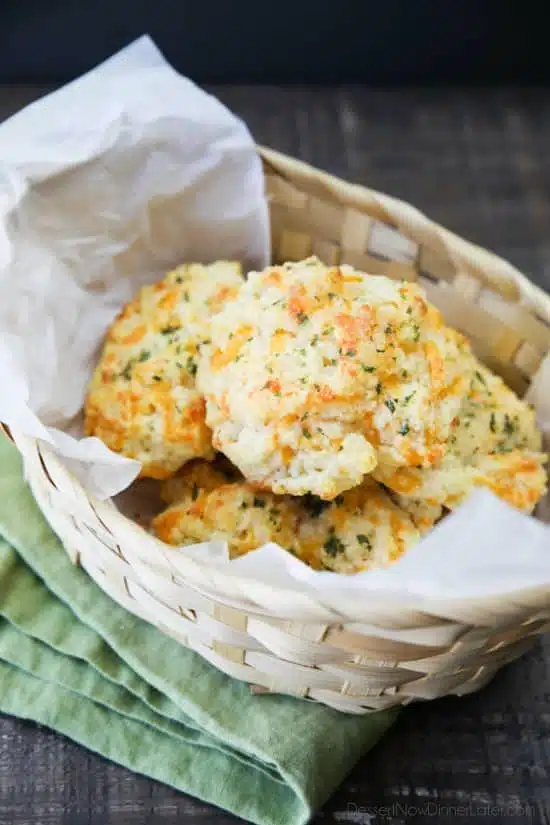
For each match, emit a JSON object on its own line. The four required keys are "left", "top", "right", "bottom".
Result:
{"left": 253, "top": 497, "right": 266, "bottom": 508}
{"left": 361, "top": 364, "right": 376, "bottom": 373}
{"left": 411, "top": 323, "right": 420, "bottom": 342}
{"left": 297, "top": 312, "right": 309, "bottom": 325}
{"left": 490, "top": 413, "right": 497, "bottom": 433}
{"left": 161, "top": 326, "right": 180, "bottom": 335}
{"left": 302, "top": 495, "right": 330, "bottom": 518}
{"left": 406, "top": 306, "right": 413, "bottom": 314}
{"left": 323, "top": 534, "right": 345, "bottom": 557}
{"left": 403, "top": 391, "right": 416, "bottom": 405}
{"left": 356, "top": 534, "right": 371, "bottom": 549}
{"left": 311, "top": 335, "right": 320, "bottom": 345}
{"left": 186, "top": 356, "right": 198, "bottom": 376}
{"left": 138, "top": 350, "right": 151, "bottom": 361}
{"left": 399, "top": 422, "right": 410, "bottom": 435}
{"left": 475, "top": 370, "right": 487, "bottom": 385}
{"left": 183, "top": 291, "right": 190, "bottom": 302}
{"left": 385, "top": 398, "right": 396, "bottom": 413}
{"left": 494, "top": 442, "right": 513, "bottom": 454}
{"left": 346, "top": 349, "right": 357, "bottom": 357}
{"left": 385, "top": 324, "right": 393, "bottom": 334}
{"left": 121, "top": 362, "right": 133, "bottom": 380}
{"left": 327, "top": 292, "right": 337, "bottom": 300}
{"left": 153, "top": 375, "right": 162, "bottom": 382}
{"left": 376, "top": 381, "right": 383, "bottom": 394}
{"left": 504, "top": 414, "right": 515, "bottom": 436}
{"left": 302, "top": 428, "right": 312, "bottom": 439}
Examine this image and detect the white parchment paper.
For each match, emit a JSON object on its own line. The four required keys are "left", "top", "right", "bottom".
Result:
{"left": 0, "top": 36, "right": 269, "bottom": 498}
{"left": 0, "top": 37, "right": 549, "bottom": 603}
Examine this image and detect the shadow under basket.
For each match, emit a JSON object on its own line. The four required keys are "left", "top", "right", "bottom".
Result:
{"left": 4, "top": 146, "right": 550, "bottom": 714}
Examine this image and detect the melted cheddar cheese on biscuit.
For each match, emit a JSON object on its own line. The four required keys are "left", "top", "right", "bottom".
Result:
{"left": 390, "top": 495, "right": 443, "bottom": 535}
{"left": 197, "top": 257, "right": 473, "bottom": 499}
{"left": 295, "top": 478, "right": 424, "bottom": 572}
{"left": 154, "top": 460, "right": 303, "bottom": 557}
{"left": 84, "top": 262, "right": 243, "bottom": 479}
{"left": 375, "top": 359, "right": 547, "bottom": 513}
{"left": 153, "top": 460, "right": 426, "bottom": 573}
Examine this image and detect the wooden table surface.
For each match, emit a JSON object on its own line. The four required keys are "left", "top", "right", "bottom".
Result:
{"left": 0, "top": 85, "right": 549, "bottom": 825}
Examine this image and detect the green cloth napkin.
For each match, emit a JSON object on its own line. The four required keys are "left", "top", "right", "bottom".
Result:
{"left": 0, "top": 436, "right": 398, "bottom": 825}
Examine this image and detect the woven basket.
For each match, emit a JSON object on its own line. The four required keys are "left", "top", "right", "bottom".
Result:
{"left": 3, "top": 145, "right": 550, "bottom": 715}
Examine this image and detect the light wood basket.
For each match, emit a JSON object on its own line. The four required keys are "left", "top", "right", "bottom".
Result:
{"left": 4, "top": 146, "right": 550, "bottom": 714}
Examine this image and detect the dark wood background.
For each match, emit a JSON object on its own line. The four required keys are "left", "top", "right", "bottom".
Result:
{"left": 0, "top": 86, "right": 549, "bottom": 825}
{"left": 0, "top": 5, "right": 543, "bottom": 84}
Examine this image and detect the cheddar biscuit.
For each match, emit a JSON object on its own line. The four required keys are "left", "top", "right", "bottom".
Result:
{"left": 375, "top": 360, "right": 547, "bottom": 513}
{"left": 153, "top": 460, "right": 423, "bottom": 573}
{"left": 85, "top": 261, "right": 243, "bottom": 479}
{"left": 197, "top": 257, "right": 473, "bottom": 499}
{"left": 153, "top": 460, "right": 303, "bottom": 557}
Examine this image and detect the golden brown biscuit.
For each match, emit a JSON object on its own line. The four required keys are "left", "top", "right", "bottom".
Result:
{"left": 389, "top": 494, "right": 443, "bottom": 535}
{"left": 153, "top": 460, "right": 303, "bottom": 558}
{"left": 197, "top": 257, "right": 473, "bottom": 499}
{"left": 296, "top": 479, "right": 423, "bottom": 572}
{"left": 85, "top": 261, "right": 243, "bottom": 479}
{"left": 153, "top": 460, "right": 423, "bottom": 573}
{"left": 375, "top": 360, "right": 547, "bottom": 513}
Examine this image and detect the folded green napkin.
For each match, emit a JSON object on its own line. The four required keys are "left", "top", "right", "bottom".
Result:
{"left": 0, "top": 436, "right": 398, "bottom": 825}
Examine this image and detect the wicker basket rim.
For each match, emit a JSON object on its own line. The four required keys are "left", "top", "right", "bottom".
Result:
{"left": 258, "top": 145, "right": 550, "bottom": 327}
{"left": 5, "top": 144, "right": 550, "bottom": 712}
{"left": 4, "top": 145, "right": 550, "bottom": 624}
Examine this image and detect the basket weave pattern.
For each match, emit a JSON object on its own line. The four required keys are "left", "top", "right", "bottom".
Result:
{"left": 4, "top": 147, "right": 550, "bottom": 714}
